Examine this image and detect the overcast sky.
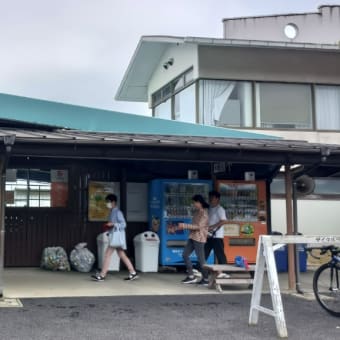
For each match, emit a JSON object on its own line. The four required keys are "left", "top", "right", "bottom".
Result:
{"left": 0, "top": 0, "right": 338, "bottom": 116}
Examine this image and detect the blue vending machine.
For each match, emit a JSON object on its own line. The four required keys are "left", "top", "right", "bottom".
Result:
{"left": 149, "top": 179, "right": 214, "bottom": 266}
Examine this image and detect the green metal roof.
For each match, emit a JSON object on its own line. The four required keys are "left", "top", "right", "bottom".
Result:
{"left": 0, "top": 93, "right": 278, "bottom": 139}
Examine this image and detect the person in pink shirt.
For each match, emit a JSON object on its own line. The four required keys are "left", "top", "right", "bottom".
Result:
{"left": 177, "top": 194, "right": 210, "bottom": 285}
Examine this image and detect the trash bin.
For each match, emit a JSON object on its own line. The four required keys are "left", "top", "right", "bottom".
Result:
{"left": 297, "top": 244, "right": 307, "bottom": 272}
{"left": 271, "top": 231, "right": 288, "bottom": 272}
{"left": 274, "top": 245, "right": 288, "bottom": 272}
{"left": 96, "top": 232, "right": 120, "bottom": 271}
{"left": 133, "top": 231, "right": 160, "bottom": 272}
{"left": 274, "top": 244, "right": 307, "bottom": 273}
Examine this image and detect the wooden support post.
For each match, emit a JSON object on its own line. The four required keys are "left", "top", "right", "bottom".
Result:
{"left": 284, "top": 165, "right": 295, "bottom": 290}
{"left": 0, "top": 158, "right": 5, "bottom": 298}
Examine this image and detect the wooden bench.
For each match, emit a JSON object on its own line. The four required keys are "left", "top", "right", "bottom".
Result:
{"left": 203, "top": 264, "right": 256, "bottom": 292}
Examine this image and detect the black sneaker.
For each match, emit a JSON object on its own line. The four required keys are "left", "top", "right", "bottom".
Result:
{"left": 91, "top": 273, "right": 105, "bottom": 282}
{"left": 197, "top": 278, "right": 209, "bottom": 286}
{"left": 181, "top": 276, "right": 197, "bottom": 284}
{"left": 124, "top": 272, "right": 139, "bottom": 281}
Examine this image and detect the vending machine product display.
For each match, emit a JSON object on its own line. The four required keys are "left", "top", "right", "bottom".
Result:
{"left": 216, "top": 180, "right": 268, "bottom": 263}
{"left": 149, "top": 179, "right": 214, "bottom": 266}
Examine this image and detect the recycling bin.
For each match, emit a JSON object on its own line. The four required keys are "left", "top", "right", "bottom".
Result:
{"left": 297, "top": 244, "right": 307, "bottom": 272}
{"left": 271, "top": 232, "right": 288, "bottom": 272}
{"left": 96, "top": 232, "right": 120, "bottom": 271}
{"left": 274, "top": 244, "right": 307, "bottom": 272}
{"left": 133, "top": 231, "right": 160, "bottom": 272}
{"left": 274, "top": 245, "right": 288, "bottom": 272}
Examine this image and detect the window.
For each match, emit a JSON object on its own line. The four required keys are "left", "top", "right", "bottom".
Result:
{"left": 271, "top": 177, "right": 340, "bottom": 199}
{"left": 5, "top": 169, "right": 69, "bottom": 207}
{"left": 256, "top": 83, "right": 312, "bottom": 129}
{"left": 173, "top": 77, "right": 184, "bottom": 91}
{"left": 154, "top": 97, "right": 172, "bottom": 120}
{"left": 153, "top": 75, "right": 340, "bottom": 132}
{"left": 162, "top": 84, "right": 172, "bottom": 99}
{"left": 152, "top": 68, "right": 194, "bottom": 119}
{"left": 184, "top": 69, "right": 193, "bottom": 83}
{"left": 315, "top": 85, "right": 340, "bottom": 130}
{"left": 284, "top": 23, "right": 298, "bottom": 40}
{"left": 174, "top": 83, "right": 195, "bottom": 123}
{"left": 199, "top": 80, "right": 253, "bottom": 127}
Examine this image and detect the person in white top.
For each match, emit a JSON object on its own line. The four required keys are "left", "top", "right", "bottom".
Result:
{"left": 205, "top": 190, "right": 229, "bottom": 279}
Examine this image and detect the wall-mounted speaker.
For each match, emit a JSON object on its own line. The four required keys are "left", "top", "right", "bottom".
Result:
{"left": 295, "top": 175, "right": 315, "bottom": 196}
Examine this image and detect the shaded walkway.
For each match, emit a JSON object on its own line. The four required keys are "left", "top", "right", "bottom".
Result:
{"left": 3, "top": 267, "right": 316, "bottom": 299}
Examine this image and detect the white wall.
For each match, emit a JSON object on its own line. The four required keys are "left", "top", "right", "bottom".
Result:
{"left": 223, "top": 5, "right": 340, "bottom": 44}
{"left": 271, "top": 199, "right": 340, "bottom": 235}
{"left": 243, "top": 129, "right": 340, "bottom": 145}
{"left": 147, "top": 43, "right": 198, "bottom": 106}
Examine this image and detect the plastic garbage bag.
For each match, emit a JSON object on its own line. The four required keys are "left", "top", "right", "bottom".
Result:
{"left": 69, "top": 242, "right": 95, "bottom": 272}
{"left": 41, "top": 246, "right": 71, "bottom": 271}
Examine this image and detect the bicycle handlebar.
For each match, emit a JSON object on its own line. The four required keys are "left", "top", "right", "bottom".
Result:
{"left": 306, "top": 245, "right": 340, "bottom": 257}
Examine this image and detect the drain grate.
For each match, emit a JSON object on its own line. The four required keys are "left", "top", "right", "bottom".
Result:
{"left": 0, "top": 298, "right": 23, "bottom": 308}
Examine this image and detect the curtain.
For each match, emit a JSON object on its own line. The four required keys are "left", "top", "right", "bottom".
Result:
{"left": 315, "top": 86, "right": 340, "bottom": 130}
{"left": 201, "top": 80, "right": 235, "bottom": 125}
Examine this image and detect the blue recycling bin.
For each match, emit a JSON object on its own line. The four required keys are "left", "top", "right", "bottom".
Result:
{"left": 274, "top": 245, "right": 306, "bottom": 272}
{"left": 275, "top": 245, "right": 288, "bottom": 272}
{"left": 297, "top": 244, "right": 307, "bottom": 272}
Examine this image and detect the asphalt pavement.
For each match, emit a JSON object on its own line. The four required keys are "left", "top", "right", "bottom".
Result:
{"left": 1, "top": 293, "right": 340, "bottom": 339}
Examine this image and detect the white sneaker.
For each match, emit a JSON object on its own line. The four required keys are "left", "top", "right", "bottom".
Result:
{"left": 217, "top": 273, "right": 230, "bottom": 279}
{"left": 192, "top": 269, "right": 202, "bottom": 277}
{"left": 124, "top": 272, "right": 139, "bottom": 281}
{"left": 181, "top": 276, "right": 197, "bottom": 284}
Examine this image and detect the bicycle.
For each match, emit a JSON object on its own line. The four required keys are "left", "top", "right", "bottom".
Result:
{"left": 309, "top": 245, "right": 340, "bottom": 316}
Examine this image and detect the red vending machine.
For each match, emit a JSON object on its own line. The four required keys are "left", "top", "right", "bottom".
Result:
{"left": 216, "top": 180, "right": 268, "bottom": 263}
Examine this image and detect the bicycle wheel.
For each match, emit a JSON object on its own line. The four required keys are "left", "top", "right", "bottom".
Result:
{"left": 313, "top": 262, "right": 340, "bottom": 316}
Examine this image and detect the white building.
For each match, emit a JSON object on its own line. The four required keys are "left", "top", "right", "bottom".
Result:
{"left": 116, "top": 5, "right": 340, "bottom": 235}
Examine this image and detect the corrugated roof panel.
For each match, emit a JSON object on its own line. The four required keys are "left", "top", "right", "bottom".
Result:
{"left": 0, "top": 93, "right": 277, "bottom": 140}
{"left": 1, "top": 127, "right": 339, "bottom": 157}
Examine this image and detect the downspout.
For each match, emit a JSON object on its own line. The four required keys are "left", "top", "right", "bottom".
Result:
{"left": 0, "top": 135, "right": 16, "bottom": 298}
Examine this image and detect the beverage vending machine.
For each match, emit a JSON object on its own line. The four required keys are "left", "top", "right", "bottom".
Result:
{"left": 216, "top": 180, "right": 268, "bottom": 263}
{"left": 149, "top": 179, "right": 214, "bottom": 266}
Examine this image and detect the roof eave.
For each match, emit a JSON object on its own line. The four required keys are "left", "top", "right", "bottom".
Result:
{"left": 114, "top": 36, "right": 185, "bottom": 102}
{"left": 115, "top": 35, "right": 340, "bottom": 102}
